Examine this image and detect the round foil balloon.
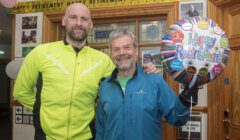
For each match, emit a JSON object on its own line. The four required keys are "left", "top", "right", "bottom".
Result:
{"left": 161, "top": 16, "right": 229, "bottom": 86}
{"left": 0, "top": 0, "right": 17, "bottom": 8}
{"left": 6, "top": 59, "right": 23, "bottom": 80}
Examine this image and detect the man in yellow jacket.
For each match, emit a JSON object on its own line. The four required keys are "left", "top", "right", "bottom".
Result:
{"left": 13, "top": 3, "right": 157, "bottom": 140}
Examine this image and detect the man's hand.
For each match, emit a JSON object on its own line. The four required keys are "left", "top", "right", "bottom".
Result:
{"left": 179, "top": 83, "right": 200, "bottom": 107}
{"left": 142, "top": 62, "right": 162, "bottom": 74}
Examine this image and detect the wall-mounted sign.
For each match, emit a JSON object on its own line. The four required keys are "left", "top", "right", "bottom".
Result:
{"left": 15, "top": 105, "right": 33, "bottom": 125}
{"left": 8, "top": 0, "right": 183, "bottom": 14}
{"left": 178, "top": 113, "right": 205, "bottom": 140}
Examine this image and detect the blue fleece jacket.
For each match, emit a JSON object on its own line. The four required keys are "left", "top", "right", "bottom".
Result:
{"left": 96, "top": 65, "right": 190, "bottom": 140}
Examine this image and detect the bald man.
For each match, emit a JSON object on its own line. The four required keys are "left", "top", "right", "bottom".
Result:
{"left": 14, "top": 3, "right": 114, "bottom": 140}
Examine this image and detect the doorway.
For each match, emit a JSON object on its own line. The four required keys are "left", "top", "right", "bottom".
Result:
{"left": 0, "top": 61, "right": 12, "bottom": 140}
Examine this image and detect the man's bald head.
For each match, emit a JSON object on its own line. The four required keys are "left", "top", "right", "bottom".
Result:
{"left": 62, "top": 3, "right": 93, "bottom": 46}
{"left": 64, "top": 3, "right": 91, "bottom": 19}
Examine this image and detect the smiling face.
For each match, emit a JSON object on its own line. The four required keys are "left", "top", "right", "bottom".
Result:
{"left": 62, "top": 3, "right": 93, "bottom": 43}
{"left": 111, "top": 35, "right": 138, "bottom": 73}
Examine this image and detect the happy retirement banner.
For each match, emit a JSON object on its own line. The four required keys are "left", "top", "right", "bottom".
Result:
{"left": 8, "top": 0, "right": 184, "bottom": 14}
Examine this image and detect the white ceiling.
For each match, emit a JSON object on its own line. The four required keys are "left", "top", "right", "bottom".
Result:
{"left": 0, "top": 5, "right": 13, "bottom": 45}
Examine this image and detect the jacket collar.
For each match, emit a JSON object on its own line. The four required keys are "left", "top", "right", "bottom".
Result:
{"left": 63, "top": 37, "right": 89, "bottom": 53}
{"left": 109, "top": 63, "right": 143, "bottom": 83}
{"left": 63, "top": 37, "right": 89, "bottom": 46}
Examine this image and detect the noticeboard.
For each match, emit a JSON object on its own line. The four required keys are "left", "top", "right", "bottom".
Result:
{"left": 178, "top": 115, "right": 202, "bottom": 140}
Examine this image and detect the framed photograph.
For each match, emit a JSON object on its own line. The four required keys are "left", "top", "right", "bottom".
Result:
{"left": 21, "top": 30, "right": 37, "bottom": 44}
{"left": 22, "top": 16, "right": 38, "bottom": 29}
{"left": 179, "top": 0, "right": 207, "bottom": 19}
{"left": 15, "top": 13, "right": 43, "bottom": 57}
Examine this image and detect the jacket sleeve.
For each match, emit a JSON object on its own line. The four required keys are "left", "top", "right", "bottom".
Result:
{"left": 157, "top": 77, "right": 190, "bottom": 126}
{"left": 95, "top": 91, "right": 106, "bottom": 140}
{"left": 13, "top": 46, "right": 43, "bottom": 110}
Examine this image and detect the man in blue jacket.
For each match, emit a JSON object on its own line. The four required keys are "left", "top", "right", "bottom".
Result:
{"left": 95, "top": 29, "right": 199, "bottom": 140}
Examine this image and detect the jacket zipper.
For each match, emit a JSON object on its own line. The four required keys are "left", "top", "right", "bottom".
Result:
{"left": 114, "top": 81, "right": 125, "bottom": 103}
{"left": 114, "top": 80, "right": 126, "bottom": 140}
{"left": 67, "top": 52, "right": 78, "bottom": 140}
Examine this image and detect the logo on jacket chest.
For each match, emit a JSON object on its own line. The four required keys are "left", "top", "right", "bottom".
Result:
{"left": 135, "top": 89, "right": 146, "bottom": 94}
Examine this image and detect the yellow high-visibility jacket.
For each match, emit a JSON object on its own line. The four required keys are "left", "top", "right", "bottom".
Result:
{"left": 13, "top": 40, "right": 115, "bottom": 140}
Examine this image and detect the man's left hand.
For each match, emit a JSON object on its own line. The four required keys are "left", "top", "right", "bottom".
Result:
{"left": 142, "top": 62, "right": 161, "bottom": 74}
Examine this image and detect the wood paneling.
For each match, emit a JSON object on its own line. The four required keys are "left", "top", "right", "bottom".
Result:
{"left": 209, "top": 0, "right": 240, "bottom": 7}
{"left": 229, "top": 125, "right": 240, "bottom": 140}
{"left": 206, "top": 2, "right": 224, "bottom": 139}
{"left": 42, "top": 14, "right": 59, "bottom": 43}
{"left": 226, "top": 3, "right": 240, "bottom": 49}
{"left": 209, "top": 0, "right": 240, "bottom": 50}
{"left": 231, "top": 50, "right": 240, "bottom": 125}
{"left": 208, "top": 1, "right": 240, "bottom": 140}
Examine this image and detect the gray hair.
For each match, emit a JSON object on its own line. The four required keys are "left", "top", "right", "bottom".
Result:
{"left": 109, "top": 29, "right": 137, "bottom": 48}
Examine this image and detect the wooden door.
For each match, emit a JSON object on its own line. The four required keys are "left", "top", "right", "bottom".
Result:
{"left": 208, "top": 1, "right": 240, "bottom": 140}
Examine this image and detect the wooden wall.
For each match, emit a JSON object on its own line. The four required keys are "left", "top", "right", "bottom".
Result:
{"left": 208, "top": 0, "right": 240, "bottom": 139}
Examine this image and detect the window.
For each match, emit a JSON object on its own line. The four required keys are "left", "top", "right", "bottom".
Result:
{"left": 57, "top": 16, "right": 166, "bottom": 75}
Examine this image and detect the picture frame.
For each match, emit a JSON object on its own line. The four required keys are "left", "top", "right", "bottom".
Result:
{"left": 15, "top": 13, "right": 43, "bottom": 58}
{"left": 179, "top": 0, "right": 207, "bottom": 19}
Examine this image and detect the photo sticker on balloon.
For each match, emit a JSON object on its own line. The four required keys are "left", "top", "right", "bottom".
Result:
{"left": 198, "top": 67, "right": 208, "bottom": 76}
{"left": 161, "top": 16, "right": 230, "bottom": 85}
{"left": 211, "top": 63, "right": 224, "bottom": 78}
{"left": 170, "top": 60, "right": 184, "bottom": 71}
{"left": 197, "top": 20, "right": 209, "bottom": 30}
{"left": 213, "top": 26, "right": 223, "bottom": 35}
{"left": 186, "top": 66, "right": 197, "bottom": 75}
{"left": 181, "top": 22, "right": 193, "bottom": 31}
{"left": 172, "top": 31, "right": 184, "bottom": 43}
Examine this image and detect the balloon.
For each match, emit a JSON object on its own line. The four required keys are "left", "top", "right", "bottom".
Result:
{"left": 161, "top": 16, "right": 230, "bottom": 86}
{"left": 5, "top": 59, "right": 23, "bottom": 80}
{"left": 0, "top": 0, "right": 17, "bottom": 8}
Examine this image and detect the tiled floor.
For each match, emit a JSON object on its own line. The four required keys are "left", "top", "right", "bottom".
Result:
{"left": 0, "top": 108, "right": 12, "bottom": 140}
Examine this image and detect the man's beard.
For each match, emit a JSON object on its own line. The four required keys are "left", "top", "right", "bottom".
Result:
{"left": 67, "top": 27, "right": 88, "bottom": 42}
{"left": 116, "top": 63, "right": 133, "bottom": 71}
{"left": 115, "top": 55, "right": 135, "bottom": 72}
